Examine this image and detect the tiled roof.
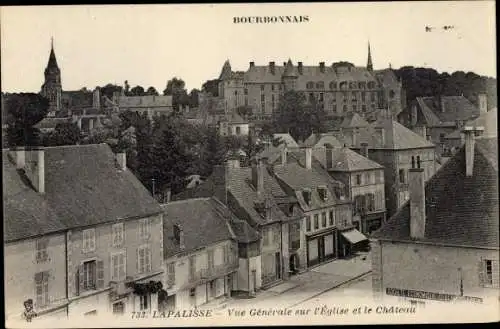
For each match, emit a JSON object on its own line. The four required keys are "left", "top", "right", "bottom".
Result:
{"left": 118, "top": 95, "right": 173, "bottom": 108}
{"left": 418, "top": 96, "right": 480, "bottom": 125}
{"left": 340, "top": 112, "right": 370, "bottom": 129}
{"left": 3, "top": 144, "right": 162, "bottom": 242}
{"left": 313, "top": 146, "right": 383, "bottom": 172}
{"left": 302, "top": 133, "right": 342, "bottom": 148}
{"left": 372, "top": 138, "right": 499, "bottom": 249}
{"left": 445, "top": 108, "right": 497, "bottom": 140}
{"left": 273, "top": 133, "right": 299, "bottom": 148}
{"left": 161, "top": 197, "right": 236, "bottom": 258}
{"left": 230, "top": 218, "right": 260, "bottom": 243}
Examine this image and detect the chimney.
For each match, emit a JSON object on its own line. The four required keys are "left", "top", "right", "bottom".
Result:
{"left": 325, "top": 144, "right": 333, "bottom": 169}
{"left": 352, "top": 128, "right": 358, "bottom": 147}
{"left": 410, "top": 104, "right": 418, "bottom": 126}
{"left": 89, "top": 118, "right": 94, "bottom": 131}
{"left": 14, "top": 147, "right": 26, "bottom": 169}
{"left": 174, "top": 224, "right": 185, "bottom": 250}
{"left": 116, "top": 152, "right": 126, "bottom": 170}
{"left": 165, "top": 188, "right": 171, "bottom": 203}
{"left": 298, "top": 62, "right": 303, "bottom": 75}
{"left": 477, "top": 93, "right": 488, "bottom": 114}
{"left": 249, "top": 61, "right": 255, "bottom": 68}
{"left": 360, "top": 142, "right": 369, "bottom": 157}
{"left": 93, "top": 87, "right": 101, "bottom": 109}
{"left": 440, "top": 96, "right": 445, "bottom": 113}
{"left": 305, "top": 147, "right": 312, "bottom": 169}
{"left": 281, "top": 147, "right": 288, "bottom": 166}
{"left": 212, "top": 164, "right": 229, "bottom": 204}
{"left": 319, "top": 62, "right": 325, "bottom": 73}
{"left": 409, "top": 166, "right": 426, "bottom": 240}
{"left": 269, "top": 62, "right": 275, "bottom": 75}
{"left": 462, "top": 126, "right": 484, "bottom": 177}
{"left": 302, "top": 188, "right": 312, "bottom": 205}
{"left": 25, "top": 148, "right": 45, "bottom": 194}
{"left": 251, "top": 160, "right": 265, "bottom": 196}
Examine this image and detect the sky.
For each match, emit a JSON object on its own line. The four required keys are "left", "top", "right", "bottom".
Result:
{"left": 1, "top": 2, "right": 496, "bottom": 93}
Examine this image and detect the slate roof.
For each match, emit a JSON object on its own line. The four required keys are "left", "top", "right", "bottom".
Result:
{"left": 230, "top": 218, "right": 260, "bottom": 243}
{"left": 313, "top": 146, "right": 383, "bottom": 172}
{"left": 3, "top": 144, "right": 162, "bottom": 242}
{"left": 372, "top": 138, "right": 499, "bottom": 249}
{"left": 416, "top": 96, "right": 480, "bottom": 126}
{"left": 118, "top": 95, "right": 173, "bottom": 108}
{"left": 273, "top": 133, "right": 299, "bottom": 148}
{"left": 302, "top": 133, "right": 342, "bottom": 148}
{"left": 161, "top": 197, "right": 236, "bottom": 258}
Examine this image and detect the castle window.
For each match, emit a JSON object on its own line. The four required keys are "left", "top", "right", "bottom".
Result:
{"left": 271, "top": 85, "right": 275, "bottom": 91}
{"left": 319, "top": 93, "right": 324, "bottom": 102}
{"left": 329, "top": 81, "right": 337, "bottom": 90}
{"left": 261, "top": 85, "right": 264, "bottom": 91}
{"left": 316, "top": 81, "right": 324, "bottom": 89}
{"left": 261, "top": 94, "right": 265, "bottom": 102}
{"left": 306, "top": 82, "right": 315, "bottom": 90}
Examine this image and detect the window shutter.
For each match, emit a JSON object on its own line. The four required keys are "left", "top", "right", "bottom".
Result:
{"left": 78, "top": 264, "right": 85, "bottom": 294}
{"left": 91, "top": 229, "right": 96, "bottom": 251}
{"left": 97, "top": 260, "right": 104, "bottom": 288}
{"left": 478, "top": 259, "right": 485, "bottom": 287}
{"left": 147, "top": 247, "right": 152, "bottom": 272}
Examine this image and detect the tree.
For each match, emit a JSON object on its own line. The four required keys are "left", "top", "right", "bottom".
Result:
{"left": 196, "top": 127, "right": 226, "bottom": 177}
{"left": 99, "top": 83, "right": 123, "bottom": 100}
{"left": 273, "top": 90, "right": 325, "bottom": 143}
{"left": 201, "top": 79, "right": 220, "bottom": 97}
{"left": 130, "top": 85, "right": 145, "bottom": 96}
{"left": 146, "top": 86, "right": 159, "bottom": 96}
{"left": 163, "top": 77, "right": 189, "bottom": 111}
{"left": 4, "top": 93, "right": 49, "bottom": 147}
{"left": 45, "top": 122, "right": 81, "bottom": 146}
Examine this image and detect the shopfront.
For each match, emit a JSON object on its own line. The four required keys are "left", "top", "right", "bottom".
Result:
{"left": 339, "top": 228, "right": 368, "bottom": 257}
{"left": 306, "top": 229, "right": 337, "bottom": 267}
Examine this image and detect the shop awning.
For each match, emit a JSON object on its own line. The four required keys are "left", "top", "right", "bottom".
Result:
{"left": 341, "top": 229, "right": 368, "bottom": 245}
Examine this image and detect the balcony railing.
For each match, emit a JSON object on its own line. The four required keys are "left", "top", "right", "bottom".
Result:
{"left": 188, "top": 261, "right": 238, "bottom": 285}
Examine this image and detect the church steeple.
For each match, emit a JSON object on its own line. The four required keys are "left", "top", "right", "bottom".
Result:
{"left": 46, "top": 37, "right": 60, "bottom": 73}
{"left": 41, "top": 38, "right": 62, "bottom": 112}
{"left": 367, "top": 41, "right": 373, "bottom": 72}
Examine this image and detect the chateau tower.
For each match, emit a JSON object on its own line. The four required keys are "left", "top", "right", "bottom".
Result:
{"left": 41, "top": 38, "right": 62, "bottom": 112}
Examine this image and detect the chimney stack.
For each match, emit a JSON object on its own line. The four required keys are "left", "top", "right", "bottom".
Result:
{"left": 462, "top": 126, "right": 484, "bottom": 177}
{"left": 305, "top": 147, "right": 312, "bottom": 169}
{"left": 477, "top": 93, "right": 488, "bottom": 114}
{"left": 249, "top": 61, "right": 255, "bottom": 68}
{"left": 269, "top": 62, "right": 275, "bottom": 75}
{"left": 440, "top": 96, "right": 446, "bottom": 113}
{"left": 25, "top": 148, "right": 45, "bottom": 194}
{"left": 93, "top": 87, "right": 101, "bottom": 109}
{"left": 251, "top": 160, "right": 265, "bottom": 196}
{"left": 298, "top": 62, "right": 303, "bottom": 75}
{"left": 360, "top": 142, "right": 369, "bottom": 157}
{"left": 319, "top": 62, "right": 325, "bottom": 73}
{"left": 227, "top": 158, "right": 240, "bottom": 168}
{"left": 174, "top": 224, "right": 185, "bottom": 250}
{"left": 14, "top": 147, "right": 26, "bottom": 169}
{"left": 409, "top": 166, "right": 426, "bottom": 240}
{"left": 116, "top": 152, "right": 127, "bottom": 170}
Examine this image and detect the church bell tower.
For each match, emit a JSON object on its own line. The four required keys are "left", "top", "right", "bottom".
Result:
{"left": 41, "top": 38, "right": 62, "bottom": 112}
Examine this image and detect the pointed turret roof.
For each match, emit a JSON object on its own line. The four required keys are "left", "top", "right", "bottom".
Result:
{"left": 45, "top": 38, "right": 60, "bottom": 72}
{"left": 367, "top": 41, "right": 373, "bottom": 72}
{"left": 283, "top": 59, "right": 298, "bottom": 77}
{"left": 219, "top": 59, "right": 232, "bottom": 80}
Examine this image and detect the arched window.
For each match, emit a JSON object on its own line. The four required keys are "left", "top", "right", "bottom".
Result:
{"left": 306, "top": 82, "right": 315, "bottom": 89}
{"left": 329, "top": 81, "right": 337, "bottom": 90}
{"left": 316, "top": 81, "right": 324, "bottom": 89}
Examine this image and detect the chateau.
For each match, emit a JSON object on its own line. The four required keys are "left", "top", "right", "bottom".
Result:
{"left": 210, "top": 44, "right": 405, "bottom": 122}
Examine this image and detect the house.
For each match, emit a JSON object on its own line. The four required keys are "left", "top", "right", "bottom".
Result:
{"left": 204, "top": 112, "right": 250, "bottom": 136}
{"left": 3, "top": 144, "right": 164, "bottom": 324}
{"left": 323, "top": 112, "right": 371, "bottom": 131}
{"left": 161, "top": 198, "right": 240, "bottom": 309}
{"left": 444, "top": 107, "right": 497, "bottom": 154}
{"left": 302, "top": 132, "right": 342, "bottom": 148}
{"left": 371, "top": 129, "right": 498, "bottom": 306}
{"left": 268, "top": 147, "right": 361, "bottom": 266}
{"left": 313, "top": 145, "right": 386, "bottom": 235}
{"left": 398, "top": 94, "right": 486, "bottom": 155}
{"left": 115, "top": 95, "right": 174, "bottom": 119}
{"left": 334, "top": 115, "right": 437, "bottom": 217}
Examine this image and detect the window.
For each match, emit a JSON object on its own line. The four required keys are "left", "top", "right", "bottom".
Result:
{"left": 399, "top": 169, "right": 406, "bottom": 184}
{"left": 234, "top": 90, "right": 238, "bottom": 96}
{"left": 36, "top": 238, "right": 49, "bottom": 263}
{"left": 208, "top": 249, "right": 214, "bottom": 270}
{"left": 371, "top": 92, "right": 376, "bottom": 101}
{"left": 112, "top": 302, "right": 125, "bottom": 314}
{"left": 361, "top": 92, "right": 366, "bottom": 101}
{"left": 271, "top": 85, "right": 275, "bottom": 91}
{"left": 352, "top": 105, "right": 357, "bottom": 111}
{"left": 244, "top": 88, "right": 248, "bottom": 95}
{"left": 306, "top": 216, "right": 311, "bottom": 232}
{"left": 236, "top": 126, "right": 241, "bottom": 135}
{"left": 261, "top": 94, "right": 265, "bottom": 102}
{"left": 111, "top": 251, "right": 126, "bottom": 282}
{"left": 112, "top": 223, "right": 124, "bottom": 247}
{"left": 306, "top": 81, "right": 314, "bottom": 89}
{"left": 329, "top": 81, "right": 337, "bottom": 90}
{"left": 356, "top": 174, "right": 362, "bottom": 185}
{"left": 314, "top": 214, "right": 319, "bottom": 229}
{"left": 137, "top": 245, "right": 152, "bottom": 274}
{"left": 482, "top": 259, "right": 499, "bottom": 288}
{"left": 223, "top": 244, "right": 230, "bottom": 264}
{"left": 316, "top": 82, "right": 324, "bottom": 89}
{"left": 319, "top": 93, "right": 324, "bottom": 102}
{"left": 139, "top": 219, "right": 151, "bottom": 241}
{"left": 367, "top": 194, "right": 375, "bottom": 211}
{"left": 329, "top": 210, "right": 334, "bottom": 226}
{"left": 273, "top": 227, "right": 280, "bottom": 244}
{"left": 189, "top": 256, "right": 196, "bottom": 280}
{"left": 82, "top": 260, "right": 97, "bottom": 290}
{"left": 260, "top": 85, "right": 265, "bottom": 91}
{"left": 362, "top": 105, "right": 367, "bottom": 112}
{"left": 139, "top": 295, "right": 149, "bottom": 311}
{"left": 189, "top": 288, "right": 196, "bottom": 297}
{"left": 82, "top": 229, "right": 96, "bottom": 253}
{"left": 35, "top": 272, "right": 49, "bottom": 308}
{"left": 167, "top": 263, "right": 175, "bottom": 287}
{"left": 322, "top": 213, "right": 327, "bottom": 227}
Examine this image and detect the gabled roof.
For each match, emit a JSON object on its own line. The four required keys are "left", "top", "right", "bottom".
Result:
{"left": 161, "top": 197, "right": 236, "bottom": 258}
{"left": 340, "top": 112, "right": 371, "bottom": 129}
{"left": 417, "top": 96, "right": 480, "bottom": 125}
{"left": 313, "top": 146, "right": 383, "bottom": 172}
{"left": 302, "top": 133, "right": 342, "bottom": 148}
{"left": 3, "top": 144, "right": 162, "bottom": 242}
{"left": 273, "top": 133, "right": 299, "bottom": 148}
{"left": 372, "top": 138, "right": 499, "bottom": 249}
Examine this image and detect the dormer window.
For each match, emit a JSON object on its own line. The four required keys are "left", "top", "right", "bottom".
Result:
{"left": 317, "top": 186, "right": 328, "bottom": 202}
{"left": 302, "top": 188, "right": 312, "bottom": 206}
{"left": 255, "top": 200, "right": 272, "bottom": 219}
